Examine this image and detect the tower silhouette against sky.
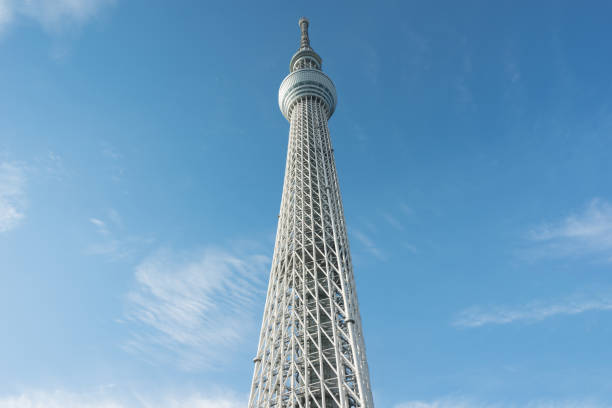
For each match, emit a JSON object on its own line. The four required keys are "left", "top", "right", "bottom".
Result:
{"left": 248, "top": 18, "right": 374, "bottom": 408}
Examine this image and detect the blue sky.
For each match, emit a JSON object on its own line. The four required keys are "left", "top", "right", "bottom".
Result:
{"left": 1, "top": 0, "right": 612, "bottom": 407}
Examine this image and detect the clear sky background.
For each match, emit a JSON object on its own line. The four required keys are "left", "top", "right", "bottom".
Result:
{"left": 1, "top": 1, "right": 612, "bottom": 407}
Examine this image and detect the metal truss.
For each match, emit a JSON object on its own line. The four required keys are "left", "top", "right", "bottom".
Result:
{"left": 248, "top": 18, "right": 374, "bottom": 408}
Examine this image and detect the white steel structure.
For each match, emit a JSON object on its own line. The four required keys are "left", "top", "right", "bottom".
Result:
{"left": 249, "top": 18, "right": 374, "bottom": 408}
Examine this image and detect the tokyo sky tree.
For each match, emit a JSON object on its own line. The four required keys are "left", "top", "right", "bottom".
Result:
{"left": 248, "top": 18, "right": 374, "bottom": 408}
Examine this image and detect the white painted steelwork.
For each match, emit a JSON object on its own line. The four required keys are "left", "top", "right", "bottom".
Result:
{"left": 278, "top": 69, "right": 337, "bottom": 120}
{"left": 249, "top": 18, "right": 374, "bottom": 408}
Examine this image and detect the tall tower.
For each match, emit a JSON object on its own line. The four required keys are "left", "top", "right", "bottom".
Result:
{"left": 249, "top": 18, "right": 374, "bottom": 408}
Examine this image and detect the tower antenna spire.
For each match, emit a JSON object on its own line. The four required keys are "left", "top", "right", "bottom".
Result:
{"left": 299, "top": 17, "right": 310, "bottom": 49}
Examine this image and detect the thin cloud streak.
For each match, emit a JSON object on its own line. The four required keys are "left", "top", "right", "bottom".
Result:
{"left": 86, "top": 210, "right": 151, "bottom": 260}
{"left": 454, "top": 292, "right": 612, "bottom": 328}
{"left": 399, "top": 202, "right": 414, "bottom": 216}
{"left": 382, "top": 212, "right": 405, "bottom": 231}
{"left": 396, "top": 397, "right": 610, "bottom": 408}
{"left": 90, "top": 218, "right": 109, "bottom": 235}
{"left": 352, "top": 229, "right": 386, "bottom": 260}
{"left": 396, "top": 398, "right": 493, "bottom": 408}
{"left": 0, "top": 390, "right": 122, "bottom": 408}
{"left": 528, "top": 198, "right": 612, "bottom": 262}
{"left": 124, "top": 246, "right": 269, "bottom": 370}
{"left": 0, "top": 0, "right": 115, "bottom": 33}
{"left": 0, "top": 389, "right": 245, "bottom": 408}
{"left": 0, "top": 161, "right": 26, "bottom": 233}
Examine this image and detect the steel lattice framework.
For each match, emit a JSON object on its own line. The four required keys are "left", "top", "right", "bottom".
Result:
{"left": 249, "top": 18, "right": 374, "bottom": 408}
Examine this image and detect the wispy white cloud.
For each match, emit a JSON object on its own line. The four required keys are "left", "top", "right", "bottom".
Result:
{"left": 124, "top": 246, "right": 269, "bottom": 370}
{"left": 528, "top": 198, "right": 612, "bottom": 262}
{"left": 0, "top": 0, "right": 115, "bottom": 34}
{"left": 382, "top": 212, "right": 405, "bottom": 231}
{"left": 396, "top": 397, "right": 490, "bottom": 408}
{"left": 402, "top": 242, "right": 418, "bottom": 254}
{"left": 42, "top": 151, "right": 68, "bottom": 180}
{"left": 86, "top": 210, "right": 152, "bottom": 260}
{"left": 453, "top": 291, "right": 612, "bottom": 328}
{"left": 0, "top": 1, "right": 13, "bottom": 33}
{"left": 134, "top": 392, "right": 245, "bottom": 408}
{"left": 399, "top": 202, "right": 414, "bottom": 216}
{"left": 353, "top": 201, "right": 418, "bottom": 259}
{"left": 352, "top": 229, "right": 386, "bottom": 260}
{"left": 453, "top": 199, "right": 612, "bottom": 329}
{"left": 0, "top": 389, "right": 123, "bottom": 408}
{"left": 395, "top": 397, "right": 610, "bottom": 408}
{"left": 0, "top": 161, "right": 26, "bottom": 233}
{"left": 90, "top": 217, "right": 109, "bottom": 235}
{"left": 0, "top": 389, "right": 245, "bottom": 408}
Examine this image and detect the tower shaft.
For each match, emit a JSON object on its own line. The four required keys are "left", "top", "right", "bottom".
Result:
{"left": 249, "top": 19, "right": 374, "bottom": 408}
